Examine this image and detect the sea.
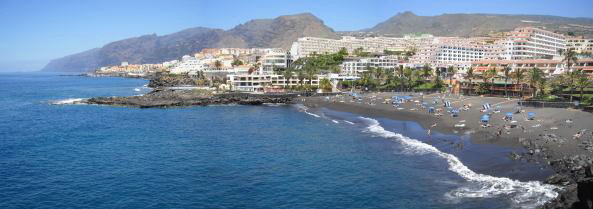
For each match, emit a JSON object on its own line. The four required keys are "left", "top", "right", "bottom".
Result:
{"left": 0, "top": 72, "right": 559, "bottom": 209}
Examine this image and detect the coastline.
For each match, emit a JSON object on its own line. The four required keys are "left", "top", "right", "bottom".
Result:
{"left": 299, "top": 93, "right": 593, "bottom": 208}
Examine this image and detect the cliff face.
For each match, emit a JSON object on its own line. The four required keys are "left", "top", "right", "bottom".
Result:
{"left": 41, "top": 13, "right": 337, "bottom": 72}
{"left": 367, "top": 11, "right": 593, "bottom": 37}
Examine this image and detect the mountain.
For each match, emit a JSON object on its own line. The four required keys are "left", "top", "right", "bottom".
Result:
{"left": 367, "top": 11, "right": 593, "bottom": 37}
{"left": 41, "top": 13, "right": 338, "bottom": 72}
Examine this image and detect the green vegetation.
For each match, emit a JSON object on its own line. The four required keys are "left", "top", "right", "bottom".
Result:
{"left": 231, "top": 59, "right": 243, "bottom": 66}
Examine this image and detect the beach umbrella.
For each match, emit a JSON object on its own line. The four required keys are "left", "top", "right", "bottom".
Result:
{"left": 480, "top": 114, "right": 490, "bottom": 123}
{"left": 482, "top": 103, "right": 491, "bottom": 110}
{"left": 451, "top": 109, "right": 459, "bottom": 117}
{"left": 527, "top": 112, "right": 535, "bottom": 120}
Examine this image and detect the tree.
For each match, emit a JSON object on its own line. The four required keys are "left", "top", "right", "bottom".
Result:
{"left": 483, "top": 68, "right": 497, "bottom": 95}
{"left": 563, "top": 70, "right": 578, "bottom": 101}
{"left": 374, "top": 67, "right": 386, "bottom": 86}
{"left": 421, "top": 64, "right": 432, "bottom": 80}
{"left": 404, "top": 67, "right": 414, "bottom": 90}
{"left": 447, "top": 66, "right": 457, "bottom": 93}
{"left": 513, "top": 68, "right": 526, "bottom": 97}
{"left": 297, "top": 70, "right": 306, "bottom": 87}
{"left": 503, "top": 66, "right": 512, "bottom": 98}
{"left": 575, "top": 70, "right": 592, "bottom": 102}
{"left": 328, "top": 65, "right": 341, "bottom": 74}
{"left": 560, "top": 48, "right": 579, "bottom": 102}
{"left": 283, "top": 69, "right": 293, "bottom": 89}
{"left": 527, "top": 67, "right": 543, "bottom": 97}
{"left": 397, "top": 66, "right": 405, "bottom": 92}
{"left": 214, "top": 60, "right": 222, "bottom": 68}
{"left": 319, "top": 78, "right": 332, "bottom": 92}
{"left": 337, "top": 47, "right": 348, "bottom": 56}
{"left": 465, "top": 67, "right": 475, "bottom": 95}
{"left": 434, "top": 68, "right": 443, "bottom": 89}
{"left": 231, "top": 59, "right": 243, "bottom": 66}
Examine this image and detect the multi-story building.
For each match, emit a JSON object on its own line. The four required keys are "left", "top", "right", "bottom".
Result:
{"left": 502, "top": 27, "right": 566, "bottom": 60}
{"left": 410, "top": 37, "right": 487, "bottom": 68}
{"left": 260, "top": 51, "right": 292, "bottom": 75}
{"left": 227, "top": 74, "right": 322, "bottom": 92}
{"left": 567, "top": 36, "right": 593, "bottom": 54}
{"left": 290, "top": 34, "right": 434, "bottom": 59}
{"left": 471, "top": 58, "right": 593, "bottom": 77}
{"left": 340, "top": 56, "right": 400, "bottom": 76}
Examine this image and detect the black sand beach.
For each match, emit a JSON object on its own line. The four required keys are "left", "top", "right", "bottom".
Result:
{"left": 300, "top": 92, "right": 593, "bottom": 208}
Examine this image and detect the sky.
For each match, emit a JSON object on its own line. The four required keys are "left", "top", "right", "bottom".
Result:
{"left": 1, "top": 0, "right": 593, "bottom": 72}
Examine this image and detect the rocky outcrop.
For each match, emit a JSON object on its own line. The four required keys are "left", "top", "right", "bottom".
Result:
{"left": 147, "top": 74, "right": 197, "bottom": 88}
{"left": 85, "top": 89, "right": 293, "bottom": 108}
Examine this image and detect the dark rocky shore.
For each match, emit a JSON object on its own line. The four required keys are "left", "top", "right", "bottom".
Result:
{"left": 85, "top": 89, "right": 293, "bottom": 107}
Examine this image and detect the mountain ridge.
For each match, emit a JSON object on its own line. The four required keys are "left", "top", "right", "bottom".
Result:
{"left": 42, "top": 12, "right": 593, "bottom": 72}
{"left": 42, "top": 13, "right": 338, "bottom": 72}
{"left": 367, "top": 11, "right": 593, "bottom": 37}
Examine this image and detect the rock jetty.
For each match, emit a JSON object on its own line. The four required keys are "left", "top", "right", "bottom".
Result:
{"left": 85, "top": 89, "right": 294, "bottom": 108}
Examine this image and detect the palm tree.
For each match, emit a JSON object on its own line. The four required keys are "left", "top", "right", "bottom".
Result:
{"left": 319, "top": 78, "right": 332, "bottom": 92}
{"left": 404, "top": 67, "right": 414, "bottom": 90}
{"left": 397, "top": 66, "right": 405, "bottom": 92}
{"left": 483, "top": 68, "right": 497, "bottom": 95}
{"left": 214, "top": 60, "right": 222, "bottom": 68}
{"left": 465, "top": 67, "right": 475, "bottom": 95}
{"left": 513, "top": 68, "right": 526, "bottom": 97}
{"left": 503, "top": 66, "right": 512, "bottom": 98}
{"left": 527, "top": 67, "right": 543, "bottom": 97}
{"left": 422, "top": 64, "right": 432, "bottom": 80}
{"left": 560, "top": 48, "right": 579, "bottom": 102}
{"left": 447, "top": 66, "right": 457, "bottom": 94}
{"left": 297, "top": 70, "right": 306, "bottom": 87}
{"left": 374, "top": 67, "right": 385, "bottom": 86}
{"left": 575, "top": 70, "right": 592, "bottom": 102}
{"left": 283, "top": 69, "right": 293, "bottom": 89}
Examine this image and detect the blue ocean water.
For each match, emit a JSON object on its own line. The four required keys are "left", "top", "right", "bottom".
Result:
{"left": 0, "top": 73, "right": 557, "bottom": 208}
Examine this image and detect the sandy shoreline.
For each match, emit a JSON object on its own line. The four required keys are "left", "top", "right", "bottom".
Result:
{"left": 299, "top": 92, "right": 593, "bottom": 208}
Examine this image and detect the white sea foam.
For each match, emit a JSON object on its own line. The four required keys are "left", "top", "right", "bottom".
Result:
{"left": 50, "top": 98, "right": 86, "bottom": 105}
{"left": 331, "top": 120, "right": 339, "bottom": 124}
{"left": 305, "top": 112, "right": 321, "bottom": 118}
{"left": 294, "top": 104, "right": 321, "bottom": 118}
{"left": 360, "top": 117, "right": 558, "bottom": 208}
{"left": 343, "top": 120, "right": 355, "bottom": 125}
{"left": 134, "top": 88, "right": 141, "bottom": 92}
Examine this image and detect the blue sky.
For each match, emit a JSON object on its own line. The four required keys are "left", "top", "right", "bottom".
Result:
{"left": 1, "top": 0, "right": 592, "bottom": 71}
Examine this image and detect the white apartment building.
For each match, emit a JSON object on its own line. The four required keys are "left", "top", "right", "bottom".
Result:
{"left": 340, "top": 56, "right": 400, "bottom": 76}
{"left": 410, "top": 40, "right": 486, "bottom": 68}
{"left": 260, "top": 51, "right": 292, "bottom": 75}
{"left": 567, "top": 37, "right": 593, "bottom": 54}
{"left": 227, "top": 74, "right": 322, "bottom": 92}
{"left": 290, "top": 34, "right": 434, "bottom": 59}
{"left": 502, "top": 27, "right": 566, "bottom": 60}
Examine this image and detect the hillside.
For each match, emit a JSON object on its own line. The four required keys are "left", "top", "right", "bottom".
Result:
{"left": 41, "top": 13, "right": 338, "bottom": 72}
{"left": 367, "top": 12, "right": 593, "bottom": 37}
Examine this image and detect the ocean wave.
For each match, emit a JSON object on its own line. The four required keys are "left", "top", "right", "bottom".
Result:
{"left": 359, "top": 117, "right": 558, "bottom": 208}
{"left": 305, "top": 112, "right": 321, "bottom": 118}
{"left": 343, "top": 120, "right": 355, "bottom": 125}
{"left": 331, "top": 119, "right": 339, "bottom": 124}
{"left": 49, "top": 98, "right": 86, "bottom": 105}
{"left": 293, "top": 104, "right": 321, "bottom": 118}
